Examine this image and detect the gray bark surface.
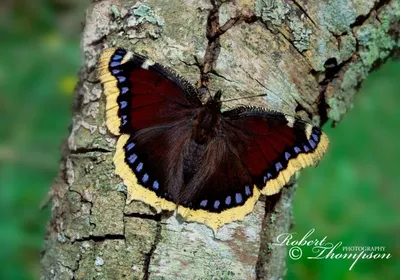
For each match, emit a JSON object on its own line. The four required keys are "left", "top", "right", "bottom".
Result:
{"left": 41, "top": 0, "right": 400, "bottom": 279}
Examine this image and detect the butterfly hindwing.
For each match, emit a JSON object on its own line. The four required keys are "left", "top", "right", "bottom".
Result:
{"left": 177, "top": 137, "right": 261, "bottom": 230}
{"left": 114, "top": 124, "right": 193, "bottom": 212}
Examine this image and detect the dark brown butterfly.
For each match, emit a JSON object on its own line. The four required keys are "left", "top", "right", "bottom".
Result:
{"left": 98, "top": 48, "right": 329, "bottom": 231}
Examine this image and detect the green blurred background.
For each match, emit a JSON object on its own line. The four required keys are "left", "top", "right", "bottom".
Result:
{"left": 0, "top": 1, "right": 398, "bottom": 279}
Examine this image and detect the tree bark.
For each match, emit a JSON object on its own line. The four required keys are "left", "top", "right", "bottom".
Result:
{"left": 40, "top": 0, "right": 400, "bottom": 279}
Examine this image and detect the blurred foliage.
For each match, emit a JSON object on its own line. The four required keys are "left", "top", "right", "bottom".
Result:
{"left": 0, "top": 1, "right": 398, "bottom": 280}
{"left": 287, "top": 60, "right": 400, "bottom": 280}
{"left": 0, "top": 1, "right": 88, "bottom": 279}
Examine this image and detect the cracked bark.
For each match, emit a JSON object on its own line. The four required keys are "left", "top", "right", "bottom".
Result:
{"left": 40, "top": 0, "right": 400, "bottom": 279}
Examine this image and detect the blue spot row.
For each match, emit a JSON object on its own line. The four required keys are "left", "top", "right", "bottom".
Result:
{"left": 235, "top": 193, "right": 243, "bottom": 204}
{"left": 112, "top": 69, "right": 121, "bottom": 75}
{"left": 117, "top": 75, "right": 126, "bottom": 83}
{"left": 245, "top": 185, "right": 252, "bottom": 196}
{"left": 110, "top": 61, "right": 120, "bottom": 68}
{"left": 121, "top": 87, "right": 129, "bottom": 94}
{"left": 275, "top": 162, "right": 283, "bottom": 172}
{"left": 125, "top": 140, "right": 163, "bottom": 194}
{"left": 109, "top": 50, "right": 131, "bottom": 129}
{"left": 309, "top": 139, "right": 316, "bottom": 149}
{"left": 119, "top": 100, "right": 128, "bottom": 109}
{"left": 128, "top": 153, "right": 137, "bottom": 164}
{"left": 121, "top": 115, "right": 128, "bottom": 126}
{"left": 142, "top": 173, "right": 149, "bottom": 183}
{"left": 136, "top": 162, "right": 143, "bottom": 172}
{"left": 261, "top": 130, "right": 323, "bottom": 185}
{"left": 112, "top": 54, "right": 123, "bottom": 61}
{"left": 263, "top": 172, "right": 272, "bottom": 184}
{"left": 126, "top": 141, "right": 135, "bottom": 151}
{"left": 198, "top": 185, "right": 253, "bottom": 211}
{"left": 109, "top": 50, "right": 126, "bottom": 68}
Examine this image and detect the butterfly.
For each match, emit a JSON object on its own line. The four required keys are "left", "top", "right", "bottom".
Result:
{"left": 98, "top": 48, "right": 329, "bottom": 232}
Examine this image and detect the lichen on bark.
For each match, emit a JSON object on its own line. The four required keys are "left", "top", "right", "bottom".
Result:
{"left": 41, "top": 0, "right": 399, "bottom": 279}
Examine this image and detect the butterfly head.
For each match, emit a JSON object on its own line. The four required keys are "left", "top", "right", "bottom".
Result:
{"left": 205, "top": 90, "right": 222, "bottom": 112}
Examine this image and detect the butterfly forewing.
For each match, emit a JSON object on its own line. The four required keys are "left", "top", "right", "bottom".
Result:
{"left": 223, "top": 108, "right": 329, "bottom": 195}
{"left": 98, "top": 48, "right": 201, "bottom": 135}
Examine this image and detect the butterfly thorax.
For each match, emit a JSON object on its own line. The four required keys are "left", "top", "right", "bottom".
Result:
{"left": 191, "top": 98, "right": 222, "bottom": 145}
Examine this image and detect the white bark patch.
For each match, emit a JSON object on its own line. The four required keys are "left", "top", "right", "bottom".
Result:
{"left": 83, "top": 83, "right": 102, "bottom": 104}
{"left": 95, "top": 256, "right": 104, "bottom": 266}
{"left": 83, "top": 102, "right": 100, "bottom": 119}
{"left": 68, "top": 117, "right": 98, "bottom": 151}
{"left": 99, "top": 124, "right": 107, "bottom": 135}
{"left": 65, "top": 158, "right": 75, "bottom": 186}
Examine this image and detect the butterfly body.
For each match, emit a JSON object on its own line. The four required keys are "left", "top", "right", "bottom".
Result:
{"left": 98, "top": 48, "right": 329, "bottom": 231}
{"left": 191, "top": 98, "right": 222, "bottom": 144}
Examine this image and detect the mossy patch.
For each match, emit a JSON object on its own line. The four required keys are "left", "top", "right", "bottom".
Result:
{"left": 289, "top": 17, "right": 312, "bottom": 52}
{"left": 128, "top": 2, "right": 164, "bottom": 27}
{"left": 319, "top": 0, "right": 356, "bottom": 35}
{"left": 327, "top": 1, "right": 400, "bottom": 122}
{"left": 255, "top": 0, "right": 290, "bottom": 27}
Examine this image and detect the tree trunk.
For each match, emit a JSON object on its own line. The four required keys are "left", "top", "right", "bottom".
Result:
{"left": 40, "top": 0, "right": 400, "bottom": 279}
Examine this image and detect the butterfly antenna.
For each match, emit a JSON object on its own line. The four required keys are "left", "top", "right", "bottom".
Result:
{"left": 221, "top": 93, "right": 268, "bottom": 103}
{"left": 262, "top": 87, "right": 294, "bottom": 109}
{"left": 221, "top": 89, "right": 294, "bottom": 111}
